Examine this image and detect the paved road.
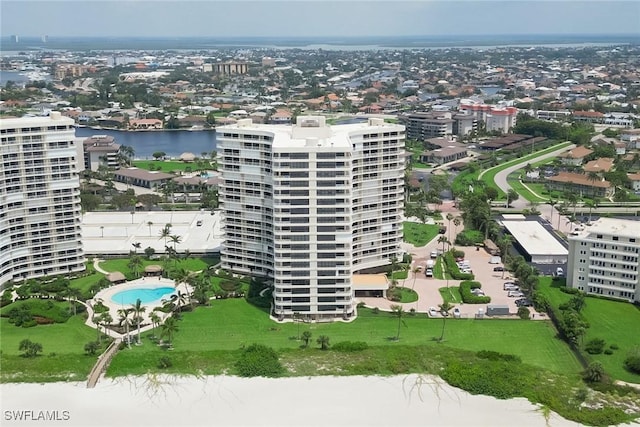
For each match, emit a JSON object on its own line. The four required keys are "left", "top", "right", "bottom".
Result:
{"left": 492, "top": 144, "right": 576, "bottom": 209}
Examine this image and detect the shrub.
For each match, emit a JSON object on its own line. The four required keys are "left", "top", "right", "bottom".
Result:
{"left": 332, "top": 341, "right": 369, "bottom": 352}
{"left": 455, "top": 229, "right": 484, "bottom": 246}
{"left": 219, "top": 280, "right": 242, "bottom": 292}
{"left": 444, "top": 252, "right": 474, "bottom": 280}
{"left": 585, "top": 338, "right": 606, "bottom": 355}
{"left": 610, "top": 344, "right": 619, "bottom": 350}
{"left": 387, "top": 287, "right": 401, "bottom": 302}
{"left": 235, "top": 344, "right": 284, "bottom": 377}
{"left": 476, "top": 350, "right": 522, "bottom": 363}
{"left": 517, "top": 307, "right": 531, "bottom": 320}
{"left": 459, "top": 281, "right": 491, "bottom": 304}
{"left": 623, "top": 352, "right": 640, "bottom": 375}
{"left": 604, "top": 349, "right": 614, "bottom": 355}
{"left": 158, "top": 356, "right": 173, "bottom": 369}
{"left": 372, "top": 307, "right": 379, "bottom": 315}
{"left": 441, "top": 359, "right": 530, "bottom": 399}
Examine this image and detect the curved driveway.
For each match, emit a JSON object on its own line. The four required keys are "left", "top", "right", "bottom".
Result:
{"left": 492, "top": 144, "right": 575, "bottom": 209}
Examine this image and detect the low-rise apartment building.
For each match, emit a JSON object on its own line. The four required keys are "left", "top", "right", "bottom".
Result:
{"left": 567, "top": 218, "right": 640, "bottom": 303}
{"left": 83, "top": 135, "right": 120, "bottom": 171}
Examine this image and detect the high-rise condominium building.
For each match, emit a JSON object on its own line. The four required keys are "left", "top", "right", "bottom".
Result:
{"left": 0, "top": 113, "right": 85, "bottom": 286}
{"left": 567, "top": 218, "right": 640, "bottom": 303}
{"left": 217, "top": 116, "right": 405, "bottom": 321}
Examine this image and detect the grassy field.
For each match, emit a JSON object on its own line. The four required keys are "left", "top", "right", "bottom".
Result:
{"left": 537, "top": 278, "right": 640, "bottom": 383}
{"left": 507, "top": 173, "right": 548, "bottom": 203}
{"left": 132, "top": 160, "right": 213, "bottom": 173}
{"left": 403, "top": 222, "right": 441, "bottom": 247}
{"left": 439, "top": 286, "right": 462, "bottom": 304}
{"left": 397, "top": 287, "right": 419, "bottom": 303}
{"left": 478, "top": 142, "right": 572, "bottom": 199}
{"left": 107, "top": 299, "right": 581, "bottom": 376}
{"left": 0, "top": 315, "right": 102, "bottom": 383}
{"left": 69, "top": 273, "right": 105, "bottom": 295}
{"left": 98, "top": 257, "right": 220, "bottom": 275}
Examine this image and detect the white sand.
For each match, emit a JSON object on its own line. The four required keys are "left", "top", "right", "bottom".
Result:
{"left": 0, "top": 374, "right": 589, "bottom": 427}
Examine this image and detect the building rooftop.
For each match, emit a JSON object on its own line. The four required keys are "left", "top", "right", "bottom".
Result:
{"left": 583, "top": 158, "right": 614, "bottom": 173}
{"left": 547, "top": 171, "right": 612, "bottom": 189}
{"left": 217, "top": 116, "right": 404, "bottom": 150}
{"left": 352, "top": 274, "right": 389, "bottom": 290}
{"left": 557, "top": 146, "right": 593, "bottom": 159}
{"left": 502, "top": 220, "right": 569, "bottom": 256}
{"left": 114, "top": 168, "right": 173, "bottom": 181}
{"left": 572, "top": 217, "right": 640, "bottom": 240}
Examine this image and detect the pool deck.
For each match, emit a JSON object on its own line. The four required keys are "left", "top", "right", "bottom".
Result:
{"left": 87, "top": 277, "right": 192, "bottom": 339}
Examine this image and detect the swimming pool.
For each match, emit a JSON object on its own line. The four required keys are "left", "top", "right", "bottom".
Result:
{"left": 111, "top": 286, "right": 176, "bottom": 305}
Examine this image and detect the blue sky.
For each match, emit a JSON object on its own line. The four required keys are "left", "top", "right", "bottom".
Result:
{"left": 2, "top": 0, "right": 639, "bottom": 38}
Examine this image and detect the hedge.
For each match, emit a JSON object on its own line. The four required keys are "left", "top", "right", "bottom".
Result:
{"left": 459, "top": 280, "right": 491, "bottom": 304}
{"left": 443, "top": 251, "right": 474, "bottom": 280}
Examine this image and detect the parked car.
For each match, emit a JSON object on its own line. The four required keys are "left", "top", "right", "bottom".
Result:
{"left": 489, "top": 256, "right": 501, "bottom": 264}
{"left": 493, "top": 266, "right": 504, "bottom": 272}
{"left": 515, "top": 298, "right": 533, "bottom": 307}
{"left": 196, "top": 220, "right": 203, "bottom": 226}
{"left": 508, "top": 291, "right": 525, "bottom": 298}
{"left": 504, "top": 284, "right": 520, "bottom": 291}
{"left": 430, "top": 251, "right": 439, "bottom": 259}
{"left": 438, "top": 226, "right": 446, "bottom": 234}
{"left": 425, "top": 268, "right": 433, "bottom": 277}
{"left": 471, "top": 288, "right": 485, "bottom": 296}
{"left": 428, "top": 307, "right": 438, "bottom": 317}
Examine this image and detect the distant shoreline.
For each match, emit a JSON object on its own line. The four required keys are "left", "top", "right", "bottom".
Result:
{"left": 75, "top": 125, "right": 215, "bottom": 133}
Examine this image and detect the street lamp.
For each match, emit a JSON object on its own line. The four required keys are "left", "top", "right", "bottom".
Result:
{"left": 130, "top": 210, "right": 135, "bottom": 224}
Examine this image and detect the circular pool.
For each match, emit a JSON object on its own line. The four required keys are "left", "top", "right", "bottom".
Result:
{"left": 111, "top": 286, "right": 176, "bottom": 305}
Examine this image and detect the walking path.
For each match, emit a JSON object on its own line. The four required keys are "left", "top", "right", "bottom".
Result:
{"left": 86, "top": 338, "right": 122, "bottom": 388}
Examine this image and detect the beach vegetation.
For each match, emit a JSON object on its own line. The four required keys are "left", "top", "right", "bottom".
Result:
{"left": 235, "top": 344, "right": 283, "bottom": 377}
{"left": 317, "top": 335, "right": 330, "bottom": 350}
{"left": 19, "top": 339, "right": 43, "bottom": 358}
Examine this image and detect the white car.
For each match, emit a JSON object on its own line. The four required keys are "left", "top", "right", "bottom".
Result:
{"left": 428, "top": 307, "right": 438, "bottom": 317}
{"left": 508, "top": 291, "right": 525, "bottom": 298}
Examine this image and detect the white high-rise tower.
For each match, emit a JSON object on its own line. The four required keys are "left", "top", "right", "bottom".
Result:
{"left": 217, "top": 116, "right": 405, "bottom": 321}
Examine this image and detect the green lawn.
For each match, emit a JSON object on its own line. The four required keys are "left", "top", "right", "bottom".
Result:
{"left": 432, "top": 257, "right": 449, "bottom": 279}
{"left": 507, "top": 173, "right": 548, "bottom": 203}
{"left": 69, "top": 273, "right": 105, "bottom": 296}
{"left": 403, "top": 222, "right": 441, "bottom": 247}
{"left": 439, "top": 286, "right": 462, "bottom": 304}
{"left": 132, "top": 160, "right": 213, "bottom": 173}
{"left": 0, "top": 315, "right": 102, "bottom": 382}
{"left": 397, "top": 287, "right": 419, "bottom": 303}
{"left": 108, "top": 299, "right": 581, "bottom": 376}
{"left": 538, "top": 278, "right": 640, "bottom": 383}
{"left": 478, "top": 142, "right": 573, "bottom": 198}
{"left": 98, "top": 257, "right": 219, "bottom": 276}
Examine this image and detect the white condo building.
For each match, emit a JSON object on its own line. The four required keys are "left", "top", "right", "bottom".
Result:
{"left": 567, "top": 218, "right": 640, "bottom": 303}
{"left": 0, "top": 113, "right": 85, "bottom": 286}
{"left": 217, "top": 116, "right": 405, "bottom": 321}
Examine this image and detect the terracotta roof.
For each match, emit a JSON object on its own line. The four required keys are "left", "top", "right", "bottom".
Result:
{"left": 572, "top": 110, "right": 604, "bottom": 118}
{"left": 557, "top": 146, "right": 593, "bottom": 159}
{"left": 547, "top": 172, "right": 612, "bottom": 188}
{"left": 583, "top": 158, "right": 614, "bottom": 173}
{"left": 628, "top": 173, "right": 640, "bottom": 181}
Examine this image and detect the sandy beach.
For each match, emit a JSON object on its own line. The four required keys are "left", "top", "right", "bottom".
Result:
{"left": 1, "top": 374, "right": 588, "bottom": 427}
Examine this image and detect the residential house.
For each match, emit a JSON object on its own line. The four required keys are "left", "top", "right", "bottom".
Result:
{"left": 557, "top": 146, "right": 594, "bottom": 166}
{"left": 583, "top": 158, "right": 614, "bottom": 174}
{"left": 113, "top": 168, "right": 173, "bottom": 189}
{"left": 129, "top": 118, "right": 163, "bottom": 130}
{"left": 628, "top": 172, "right": 640, "bottom": 193}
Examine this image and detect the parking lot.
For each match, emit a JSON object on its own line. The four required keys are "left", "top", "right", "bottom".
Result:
{"left": 361, "top": 204, "right": 545, "bottom": 319}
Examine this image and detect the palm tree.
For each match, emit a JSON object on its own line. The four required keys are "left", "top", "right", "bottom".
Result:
{"left": 169, "top": 234, "right": 182, "bottom": 253}
{"left": 496, "top": 235, "right": 514, "bottom": 279}
{"left": 96, "top": 312, "right": 112, "bottom": 344}
{"left": 117, "top": 308, "right": 133, "bottom": 348}
{"left": 131, "top": 242, "right": 141, "bottom": 254}
{"left": 411, "top": 265, "right": 421, "bottom": 290}
{"left": 438, "top": 301, "right": 453, "bottom": 342}
{"left": 100, "top": 226, "right": 104, "bottom": 238}
{"left": 548, "top": 198, "right": 558, "bottom": 229}
{"left": 446, "top": 213, "right": 454, "bottom": 241}
{"left": 437, "top": 235, "right": 449, "bottom": 254}
{"left": 507, "top": 189, "right": 519, "bottom": 207}
{"left": 161, "top": 316, "right": 179, "bottom": 348}
{"left": 584, "top": 361, "right": 605, "bottom": 383}
{"left": 158, "top": 224, "right": 172, "bottom": 247}
{"left": 149, "top": 311, "right": 162, "bottom": 339}
{"left": 453, "top": 216, "right": 462, "bottom": 234}
{"left": 316, "top": 335, "right": 330, "bottom": 350}
{"left": 130, "top": 298, "right": 146, "bottom": 345}
{"left": 128, "top": 255, "right": 143, "bottom": 278}
{"left": 301, "top": 331, "right": 312, "bottom": 348}
{"left": 390, "top": 305, "right": 406, "bottom": 341}
{"left": 147, "top": 221, "right": 153, "bottom": 237}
